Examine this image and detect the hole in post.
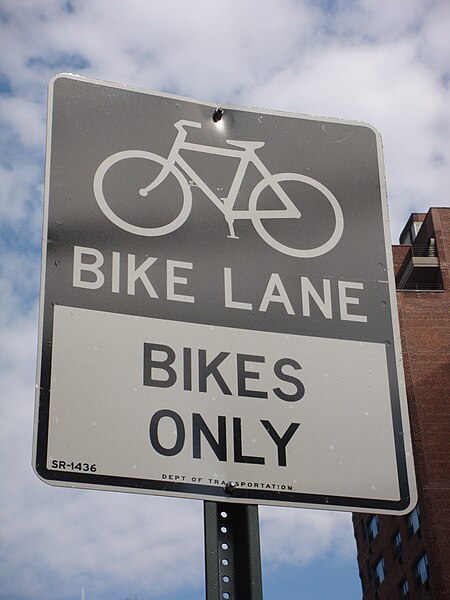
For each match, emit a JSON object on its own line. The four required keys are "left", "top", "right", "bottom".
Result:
{"left": 221, "top": 526, "right": 227, "bottom": 533}
{"left": 221, "top": 511, "right": 228, "bottom": 518}
{"left": 223, "top": 576, "right": 230, "bottom": 583}
{"left": 221, "top": 543, "right": 228, "bottom": 550}
{"left": 223, "top": 593, "right": 230, "bottom": 599}
{"left": 222, "top": 559, "right": 229, "bottom": 566}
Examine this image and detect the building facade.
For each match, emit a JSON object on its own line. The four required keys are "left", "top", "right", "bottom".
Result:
{"left": 352, "top": 207, "right": 450, "bottom": 600}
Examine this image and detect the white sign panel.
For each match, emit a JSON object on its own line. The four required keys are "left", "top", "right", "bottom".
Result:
{"left": 34, "top": 74, "right": 416, "bottom": 513}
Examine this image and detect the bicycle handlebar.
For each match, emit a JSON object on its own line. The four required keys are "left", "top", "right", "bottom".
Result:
{"left": 174, "top": 119, "right": 202, "bottom": 131}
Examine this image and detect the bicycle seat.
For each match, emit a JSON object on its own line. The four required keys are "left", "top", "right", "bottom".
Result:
{"left": 225, "top": 139, "right": 265, "bottom": 150}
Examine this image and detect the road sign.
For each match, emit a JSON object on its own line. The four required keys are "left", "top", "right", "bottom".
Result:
{"left": 33, "top": 74, "right": 416, "bottom": 513}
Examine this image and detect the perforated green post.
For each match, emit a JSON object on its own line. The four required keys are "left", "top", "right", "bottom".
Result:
{"left": 204, "top": 501, "right": 263, "bottom": 600}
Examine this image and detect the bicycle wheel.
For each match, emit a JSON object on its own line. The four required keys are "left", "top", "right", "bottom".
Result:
{"left": 249, "top": 173, "right": 344, "bottom": 258}
{"left": 93, "top": 150, "right": 192, "bottom": 236}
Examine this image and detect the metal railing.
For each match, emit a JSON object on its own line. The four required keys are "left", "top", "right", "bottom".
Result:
{"left": 408, "top": 239, "right": 437, "bottom": 258}
{"left": 397, "top": 282, "right": 444, "bottom": 291}
{"left": 396, "top": 238, "right": 443, "bottom": 290}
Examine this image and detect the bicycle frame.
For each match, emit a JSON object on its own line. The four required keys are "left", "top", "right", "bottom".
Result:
{"left": 139, "top": 120, "right": 300, "bottom": 238}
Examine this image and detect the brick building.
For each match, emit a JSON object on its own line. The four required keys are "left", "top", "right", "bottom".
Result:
{"left": 352, "top": 207, "right": 450, "bottom": 599}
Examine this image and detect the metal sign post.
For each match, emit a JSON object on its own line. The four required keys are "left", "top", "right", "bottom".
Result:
{"left": 204, "top": 501, "right": 263, "bottom": 600}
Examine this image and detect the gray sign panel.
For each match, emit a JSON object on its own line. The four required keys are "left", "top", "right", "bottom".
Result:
{"left": 33, "top": 74, "right": 416, "bottom": 513}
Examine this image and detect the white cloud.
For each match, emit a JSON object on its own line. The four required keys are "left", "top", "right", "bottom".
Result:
{"left": 2, "top": 0, "right": 447, "bottom": 240}
{"left": 0, "top": 161, "right": 43, "bottom": 226}
{"left": 420, "top": 1, "right": 450, "bottom": 72}
{"left": 5, "top": 0, "right": 440, "bottom": 239}
{"left": 1, "top": 0, "right": 318, "bottom": 103}
{"left": 0, "top": 483, "right": 204, "bottom": 599}
{"left": 238, "top": 32, "right": 449, "bottom": 238}
{"left": 260, "top": 505, "right": 354, "bottom": 568}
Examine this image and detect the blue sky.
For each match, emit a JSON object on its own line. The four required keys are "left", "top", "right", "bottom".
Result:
{"left": 0, "top": 1, "right": 449, "bottom": 599}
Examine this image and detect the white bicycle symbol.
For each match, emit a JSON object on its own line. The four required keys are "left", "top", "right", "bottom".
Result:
{"left": 93, "top": 119, "right": 344, "bottom": 258}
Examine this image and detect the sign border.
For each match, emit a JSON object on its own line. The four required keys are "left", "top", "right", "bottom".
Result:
{"left": 32, "top": 73, "right": 417, "bottom": 514}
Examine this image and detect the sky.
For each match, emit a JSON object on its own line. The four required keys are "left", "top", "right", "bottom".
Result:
{"left": 0, "top": 1, "right": 449, "bottom": 599}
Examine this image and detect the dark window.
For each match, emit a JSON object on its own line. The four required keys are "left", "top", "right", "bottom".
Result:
{"left": 375, "top": 557, "right": 385, "bottom": 586}
{"left": 415, "top": 553, "right": 429, "bottom": 587}
{"left": 399, "top": 577, "right": 409, "bottom": 599}
{"left": 368, "top": 515, "right": 379, "bottom": 542}
{"left": 392, "top": 529, "right": 402, "bottom": 558}
{"left": 408, "top": 506, "right": 420, "bottom": 536}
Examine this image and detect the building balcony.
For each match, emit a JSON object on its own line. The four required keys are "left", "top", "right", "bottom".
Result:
{"left": 395, "top": 243, "right": 442, "bottom": 291}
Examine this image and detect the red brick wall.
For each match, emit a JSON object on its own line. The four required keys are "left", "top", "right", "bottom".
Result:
{"left": 392, "top": 245, "right": 412, "bottom": 284}
{"left": 353, "top": 512, "right": 432, "bottom": 599}
{"left": 395, "top": 208, "right": 450, "bottom": 600}
{"left": 353, "top": 208, "right": 450, "bottom": 600}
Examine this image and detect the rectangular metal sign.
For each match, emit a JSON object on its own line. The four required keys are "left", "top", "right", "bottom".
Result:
{"left": 33, "top": 74, "right": 416, "bottom": 513}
